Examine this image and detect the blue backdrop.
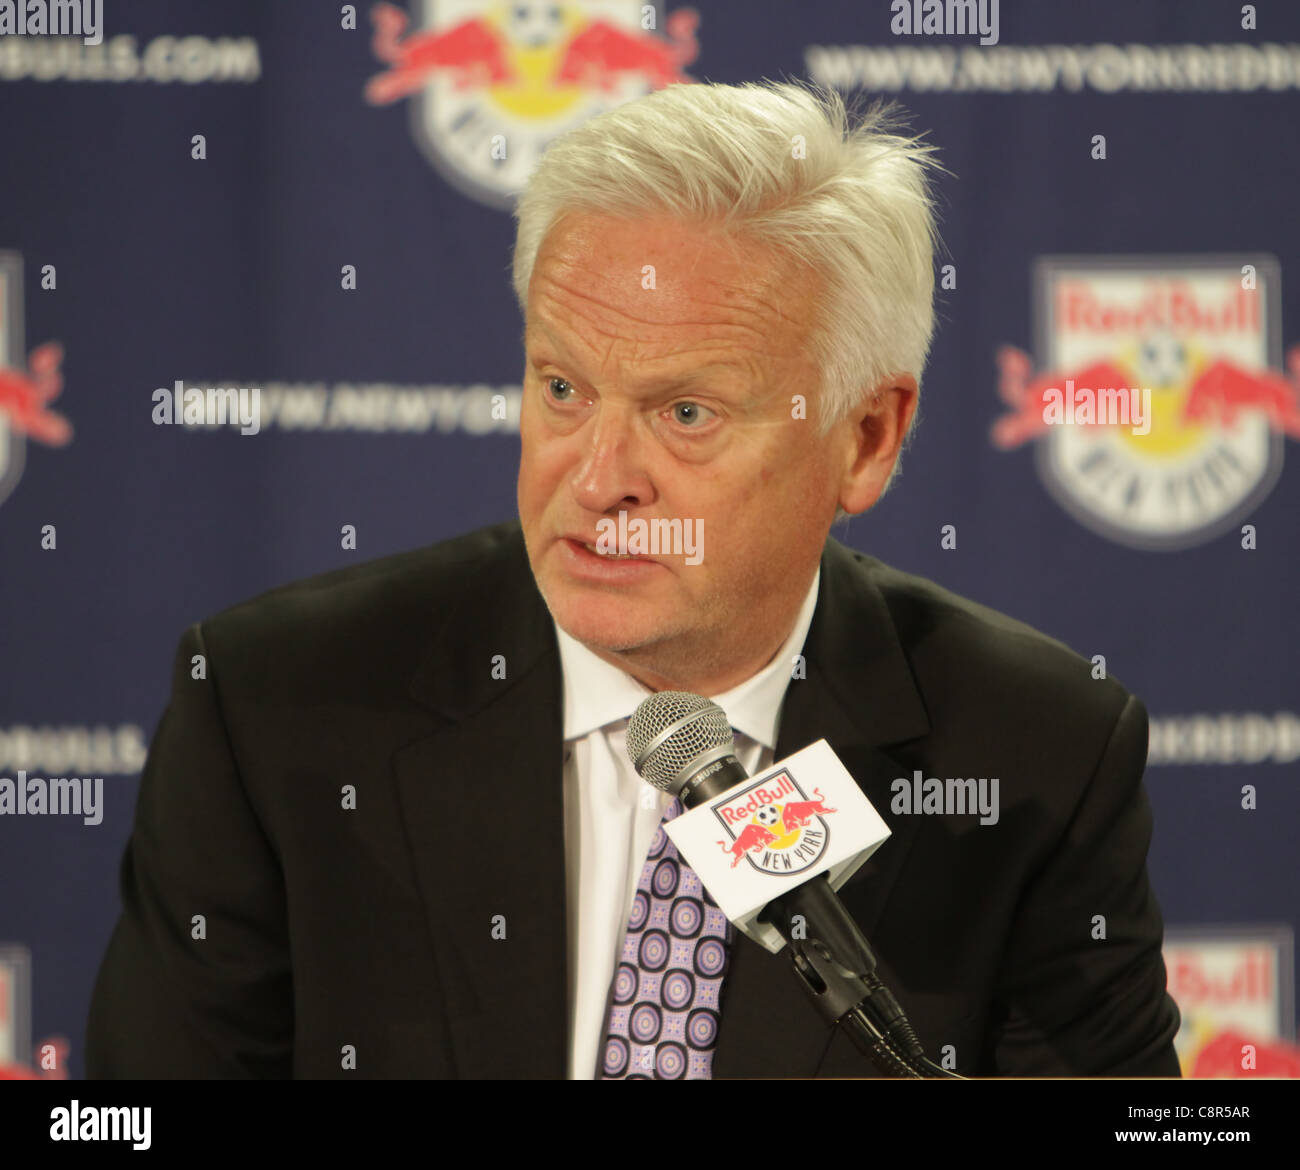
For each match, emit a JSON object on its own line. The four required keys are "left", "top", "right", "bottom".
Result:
{"left": 1, "top": 0, "right": 1297, "bottom": 1079}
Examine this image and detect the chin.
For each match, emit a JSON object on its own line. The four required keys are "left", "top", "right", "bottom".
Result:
{"left": 550, "top": 596, "right": 657, "bottom": 653}
{"left": 547, "top": 577, "right": 691, "bottom": 650}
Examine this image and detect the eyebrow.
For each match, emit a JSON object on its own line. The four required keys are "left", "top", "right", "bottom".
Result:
{"left": 523, "top": 320, "right": 745, "bottom": 395}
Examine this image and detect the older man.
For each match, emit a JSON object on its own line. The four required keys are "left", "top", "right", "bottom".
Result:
{"left": 87, "top": 81, "right": 1180, "bottom": 1079}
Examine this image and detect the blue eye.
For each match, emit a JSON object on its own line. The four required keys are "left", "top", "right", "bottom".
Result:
{"left": 547, "top": 377, "right": 575, "bottom": 401}
{"left": 671, "top": 402, "right": 714, "bottom": 427}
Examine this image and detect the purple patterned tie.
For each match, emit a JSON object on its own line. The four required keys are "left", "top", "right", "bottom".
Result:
{"left": 600, "top": 796, "right": 734, "bottom": 1079}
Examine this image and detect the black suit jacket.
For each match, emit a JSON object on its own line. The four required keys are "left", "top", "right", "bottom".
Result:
{"left": 86, "top": 519, "right": 1181, "bottom": 1078}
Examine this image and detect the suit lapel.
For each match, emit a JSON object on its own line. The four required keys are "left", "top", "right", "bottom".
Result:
{"left": 712, "top": 536, "right": 931, "bottom": 1078}
{"left": 393, "top": 525, "right": 569, "bottom": 1077}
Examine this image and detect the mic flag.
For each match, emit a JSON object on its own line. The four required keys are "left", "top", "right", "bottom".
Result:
{"left": 662, "top": 739, "right": 891, "bottom": 953}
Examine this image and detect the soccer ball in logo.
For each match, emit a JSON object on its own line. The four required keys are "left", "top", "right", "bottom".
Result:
{"left": 1134, "top": 330, "right": 1190, "bottom": 390}
{"left": 506, "top": 1, "right": 565, "bottom": 48}
{"left": 755, "top": 804, "right": 780, "bottom": 828}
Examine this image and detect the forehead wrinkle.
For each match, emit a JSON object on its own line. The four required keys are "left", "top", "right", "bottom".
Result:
{"left": 537, "top": 238, "right": 804, "bottom": 336}
{"left": 531, "top": 266, "right": 790, "bottom": 368}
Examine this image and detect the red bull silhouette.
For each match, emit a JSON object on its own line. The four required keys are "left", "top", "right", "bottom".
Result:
{"left": 0, "top": 342, "right": 71, "bottom": 446}
{"left": 991, "top": 345, "right": 1130, "bottom": 449}
{"left": 994, "top": 342, "right": 1300, "bottom": 447}
{"left": 556, "top": 9, "right": 699, "bottom": 91}
{"left": 365, "top": 3, "right": 515, "bottom": 103}
{"left": 780, "top": 788, "right": 837, "bottom": 834}
{"left": 1179, "top": 346, "right": 1300, "bottom": 439}
{"left": 718, "top": 822, "right": 775, "bottom": 868}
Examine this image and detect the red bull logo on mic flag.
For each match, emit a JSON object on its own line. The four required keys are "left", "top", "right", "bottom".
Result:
{"left": 364, "top": 1, "right": 701, "bottom": 208}
{"left": 0, "top": 252, "right": 72, "bottom": 513}
{"left": 713, "top": 769, "right": 836, "bottom": 877}
{"left": 992, "top": 256, "right": 1298, "bottom": 550}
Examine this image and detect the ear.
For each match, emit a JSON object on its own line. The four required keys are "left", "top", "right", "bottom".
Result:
{"left": 837, "top": 374, "right": 919, "bottom": 516}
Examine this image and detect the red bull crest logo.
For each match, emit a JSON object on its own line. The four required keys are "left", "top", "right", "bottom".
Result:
{"left": 0, "top": 252, "right": 72, "bottom": 512}
{"left": 992, "top": 256, "right": 1298, "bottom": 550}
{"left": 713, "top": 771, "right": 836, "bottom": 877}
{"left": 364, "top": 1, "right": 701, "bottom": 208}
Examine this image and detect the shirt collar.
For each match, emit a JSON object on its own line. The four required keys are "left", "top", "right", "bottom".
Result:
{"left": 554, "top": 567, "right": 821, "bottom": 752}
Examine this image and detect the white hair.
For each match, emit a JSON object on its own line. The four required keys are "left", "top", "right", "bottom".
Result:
{"left": 511, "top": 79, "right": 944, "bottom": 505}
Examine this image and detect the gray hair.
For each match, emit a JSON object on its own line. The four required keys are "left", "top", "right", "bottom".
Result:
{"left": 511, "top": 79, "right": 944, "bottom": 507}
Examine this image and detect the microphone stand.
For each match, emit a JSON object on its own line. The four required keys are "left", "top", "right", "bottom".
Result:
{"left": 762, "top": 876, "right": 964, "bottom": 1078}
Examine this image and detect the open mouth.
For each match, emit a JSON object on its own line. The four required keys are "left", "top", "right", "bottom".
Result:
{"left": 580, "top": 541, "right": 642, "bottom": 560}
{"left": 562, "top": 537, "right": 654, "bottom": 564}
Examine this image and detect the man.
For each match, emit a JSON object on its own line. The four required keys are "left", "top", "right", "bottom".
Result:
{"left": 87, "top": 81, "right": 1181, "bottom": 1078}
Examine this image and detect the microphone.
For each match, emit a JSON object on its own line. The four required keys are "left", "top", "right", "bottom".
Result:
{"left": 627, "top": 691, "right": 961, "bottom": 1078}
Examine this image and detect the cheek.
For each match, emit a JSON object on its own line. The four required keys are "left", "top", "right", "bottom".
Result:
{"left": 516, "top": 437, "right": 546, "bottom": 515}
{"left": 518, "top": 434, "right": 571, "bottom": 512}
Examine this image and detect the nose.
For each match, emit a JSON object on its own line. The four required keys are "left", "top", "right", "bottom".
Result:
{"left": 569, "top": 401, "right": 656, "bottom": 516}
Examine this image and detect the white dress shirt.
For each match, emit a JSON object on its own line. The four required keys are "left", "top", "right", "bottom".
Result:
{"left": 556, "top": 569, "right": 821, "bottom": 1079}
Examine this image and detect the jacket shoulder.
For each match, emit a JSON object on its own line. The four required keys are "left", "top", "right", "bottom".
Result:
{"left": 190, "top": 520, "right": 529, "bottom": 700}
{"left": 839, "top": 544, "right": 1136, "bottom": 720}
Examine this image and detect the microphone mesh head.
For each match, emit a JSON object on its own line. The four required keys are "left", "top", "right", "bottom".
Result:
{"left": 626, "top": 691, "right": 735, "bottom": 791}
